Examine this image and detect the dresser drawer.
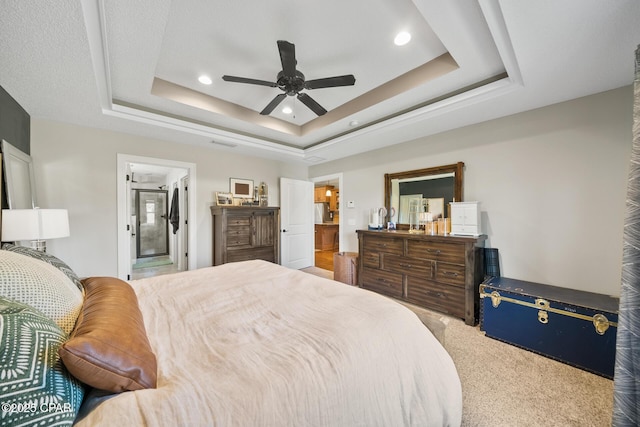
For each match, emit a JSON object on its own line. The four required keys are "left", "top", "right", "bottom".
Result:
{"left": 361, "top": 267, "right": 403, "bottom": 298}
{"left": 451, "top": 225, "right": 479, "bottom": 235}
{"left": 383, "top": 254, "right": 432, "bottom": 278}
{"left": 406, "top": 240, "right": 465, "bottom": 263}
{"left": 362, "top": 235, "right": 404, "bottom": 256}
{"left": 227, "top": 216, "right": 251, "bottom": 227}
{"left": 362, "top": 252, "right": 380, "bottom": 269}
{"left": 406, "top": 277, "right": 465, "bottom": 318}
{"left": 226, "top": 226, "right": 251, "bottom": 247}
{"left": 227, "top": 247, "right": 275, "bottom": 263}
{"left": 435, "top": 262, "right": 466, "bottom": 287}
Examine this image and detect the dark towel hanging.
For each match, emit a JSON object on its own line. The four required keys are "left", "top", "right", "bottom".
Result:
{"left": 169, "top": 188, "right": 179, "bottom": 234}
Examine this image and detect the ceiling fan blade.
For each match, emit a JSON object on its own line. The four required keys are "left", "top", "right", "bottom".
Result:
{"left": 222, "top": 75, "right": 277, "bottom": 87}
{"left": 277, "top": 40, "right": 297, "bottom": 78}
{"left": 297, "top": 93, "right": 327, "bottom": 116}
{"left": 304, "top": 74, "right": 356, "bottom": 90}
{"left": 260, "top": 93, "right": 287, "bottom": 115}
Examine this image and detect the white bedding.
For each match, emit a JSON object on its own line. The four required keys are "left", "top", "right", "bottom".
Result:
{"left": 75, "top": 260, "right": 461, "bottom": 426}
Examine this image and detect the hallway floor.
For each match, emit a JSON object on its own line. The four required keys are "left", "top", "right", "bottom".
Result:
{"left": 131, "top": 255, "right": 180, "bottom": 280}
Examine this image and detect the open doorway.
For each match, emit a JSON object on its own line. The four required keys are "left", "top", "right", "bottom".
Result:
{"left": 312, "top": 174, "right": 342, "bottom": 272}
{"left": 117, "top": 154, "right": 197, "bottom": 281}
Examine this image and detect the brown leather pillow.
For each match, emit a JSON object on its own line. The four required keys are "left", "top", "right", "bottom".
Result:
{"left": 59, "top": 277, "right": 157, "bottom": 392}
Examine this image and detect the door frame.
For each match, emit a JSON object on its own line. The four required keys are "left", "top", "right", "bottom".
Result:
{"left": 311, "top": 173, "right": 343, "bottom": 256}
{"left": 117, "top": 154, "right": 197, "bottom": 280}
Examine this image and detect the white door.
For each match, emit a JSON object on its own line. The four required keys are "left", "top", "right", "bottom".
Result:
{"left": 280, "top": 177, "right": 314, "bottom": 269}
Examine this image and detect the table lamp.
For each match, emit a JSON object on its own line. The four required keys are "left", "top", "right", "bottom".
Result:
{"left": 1, "top": 208, "right": 70, "bottom": 252}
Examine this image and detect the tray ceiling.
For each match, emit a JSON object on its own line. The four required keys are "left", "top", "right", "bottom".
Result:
{"left": 1, "top": 0, "right": 639, "bottom": 163}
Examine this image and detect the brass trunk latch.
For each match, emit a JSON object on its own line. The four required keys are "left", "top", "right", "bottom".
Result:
{"left": 593, "top": 314, "right": 610, "bottom": 335}
{"left": 490, "top": 291, "right": 501, "bottom": 308}
{"left": 538, "top": 310, "right": 549, "bottom": 324}
{"left": 535, "top": 299, "right": 550, "bottom": 324}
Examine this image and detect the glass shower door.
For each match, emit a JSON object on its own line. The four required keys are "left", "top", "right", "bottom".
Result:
{"left": 136, "top": 190, "right": 169, "bottom": 257}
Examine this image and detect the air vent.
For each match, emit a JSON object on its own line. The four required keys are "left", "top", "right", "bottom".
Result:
{"left": 304, "top": 156, "right": 326, "bottom": 163}
{"left": 210, "top": 140, "right": 237, "bottom": 148}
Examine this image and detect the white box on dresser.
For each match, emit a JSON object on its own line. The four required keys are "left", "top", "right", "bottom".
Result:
{"left": 450, "top": 201, "right": 481, "bottom": 236}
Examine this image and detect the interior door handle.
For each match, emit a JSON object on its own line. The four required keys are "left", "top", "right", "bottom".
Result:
{"left": 282, "top": 229, "right": 288, "bottom": 233}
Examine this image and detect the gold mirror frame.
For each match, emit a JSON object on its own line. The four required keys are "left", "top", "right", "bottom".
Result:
{"left": 384, "top": 162, "right": 464, "bottom": 230}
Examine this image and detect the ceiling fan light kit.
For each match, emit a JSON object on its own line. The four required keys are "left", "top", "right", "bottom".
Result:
{"left": 222, "top": 40, "right": 356, "bottom": 117}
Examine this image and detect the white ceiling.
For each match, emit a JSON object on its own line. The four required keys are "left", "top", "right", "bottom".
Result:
{"left": 1, "top": 0, "right": 639, "bottom": 164}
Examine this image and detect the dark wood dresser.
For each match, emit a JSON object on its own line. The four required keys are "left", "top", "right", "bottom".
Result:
{"left": 210, "top": 206, "right": 280, "bottom": 265}
{"left": 357, "top": 230, "right": 486, "bottom": 325}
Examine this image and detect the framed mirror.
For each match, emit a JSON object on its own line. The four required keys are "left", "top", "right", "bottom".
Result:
{"left": 2, "top": 139, "right": 37, "bottom": 209}
{"left": 384, "top": 162, "right": 463, "bottom": 229}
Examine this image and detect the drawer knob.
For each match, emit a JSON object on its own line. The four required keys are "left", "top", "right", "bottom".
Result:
{"left": 399, "top": 263, "right": 412, "bottom": 268}
{"left": 443, "top": 271, "right": 458, "bottom": 277}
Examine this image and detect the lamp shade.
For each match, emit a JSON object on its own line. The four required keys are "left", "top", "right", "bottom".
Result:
{"left": 1, "top": 209, "right": 70, "bottom": 241}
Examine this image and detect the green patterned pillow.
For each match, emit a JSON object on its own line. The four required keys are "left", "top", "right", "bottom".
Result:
{"left": 1, "top": 244, "right": 84, "bottom": 293}
{"left": 0, "top": 250, "right": 83, "bottom": 335}
{"left": 0, "top": 296, "right": 84, "bottom": 426}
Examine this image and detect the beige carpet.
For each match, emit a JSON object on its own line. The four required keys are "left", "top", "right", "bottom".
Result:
{"left": 300, "top": 267, "right": 614, "bottom": 426}
{"left": 445, "top": 318, "right": 613, "bottom": 426}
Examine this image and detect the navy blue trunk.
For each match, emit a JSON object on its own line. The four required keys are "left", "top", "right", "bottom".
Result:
{"left": 480, "top": 277, "right": 619, "bottom": 379}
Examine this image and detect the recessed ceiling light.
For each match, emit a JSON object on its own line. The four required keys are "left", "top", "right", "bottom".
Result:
{"left": 349, "top": 120, "right": 359, "bottom": 127}
{"left": 282, "top": 106, "right": 293, "bottom": 114}
{"left": 198, "top": 75, "right": 212, "bottom": 85}
{"left": 394, "top": 31, "right": 411, "bottom": 46}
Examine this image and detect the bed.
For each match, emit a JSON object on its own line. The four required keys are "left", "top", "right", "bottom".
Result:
{"left": 0, "top": 246, "right": 462, "bottom": 426}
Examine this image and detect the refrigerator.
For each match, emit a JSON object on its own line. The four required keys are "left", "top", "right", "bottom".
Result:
{"left": 314, "top": 203, "right": 331, "bottom": 224}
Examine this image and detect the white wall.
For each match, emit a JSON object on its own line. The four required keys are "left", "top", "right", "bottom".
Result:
{"left": 27, "top": 87, "right": 633, "bottom": 296}
{"left": 30, "top": 120, "right": 307, "bottom": 277}
{"left": 310, "top": 87, "right": 633, "bottom": 296}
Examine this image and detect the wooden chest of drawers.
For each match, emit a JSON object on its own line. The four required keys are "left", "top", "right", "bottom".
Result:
{"left": 211, "top": 206, "right": 280, "bottom": 265}
{"left": 357, "top": 230, "right": 486, "bottom": 325}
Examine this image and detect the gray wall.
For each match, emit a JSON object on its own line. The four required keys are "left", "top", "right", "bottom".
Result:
{"left": 0, "top": 85, "right": 30, "bottom": 209}
{"left": 0, "top": 85, "right": 29, "bottom": 154}
{"left": 310, "top": 87, "right": 633, "bottom": 297}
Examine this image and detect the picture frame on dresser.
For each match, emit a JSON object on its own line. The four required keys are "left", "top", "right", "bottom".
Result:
{"left": 215, "top": 192, "right": 233, "bottom": 206}
{"left": 229, "top": 178, "right": 253, "bottom": 198}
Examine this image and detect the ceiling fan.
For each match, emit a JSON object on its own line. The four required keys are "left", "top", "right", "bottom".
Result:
{"left": 222, "top": 40, "right": 356, "bottom": 116}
